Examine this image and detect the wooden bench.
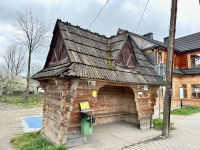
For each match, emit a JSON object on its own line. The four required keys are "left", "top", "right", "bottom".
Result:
{"left": 93, "top": 111, "right": 138, "bottom": 118}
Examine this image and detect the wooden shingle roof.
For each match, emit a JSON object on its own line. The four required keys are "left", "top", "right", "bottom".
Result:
{"left": 32, "top": 19, "right": 165, "bottom": 85}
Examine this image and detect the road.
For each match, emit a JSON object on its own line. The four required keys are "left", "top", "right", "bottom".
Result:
{"left": 0, "top": 103, "right": 42, "bottom": 150}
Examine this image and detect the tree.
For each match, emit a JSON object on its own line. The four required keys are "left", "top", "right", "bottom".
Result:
{"left": 1, "top": 42, "right": 26, "bottom": 76}
{"left": 11, "top": 8, "right": 51, "bottom": 100}
{"left": 31, "top": 62, "right": 43, "bottom": 76}
{"left": 0, "top": 69, "right": 26, "bottom": 96}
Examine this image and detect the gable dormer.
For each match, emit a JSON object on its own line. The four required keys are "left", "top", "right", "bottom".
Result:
{"left": 114, "top": 35, "right": 136, "bottom": 68}
{"left": 44, "top": 23, "right": 70, "bottom": 69}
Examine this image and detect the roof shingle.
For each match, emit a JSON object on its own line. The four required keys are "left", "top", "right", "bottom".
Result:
{"left": 32, "top": 20, "right": 165, "bottom": 85}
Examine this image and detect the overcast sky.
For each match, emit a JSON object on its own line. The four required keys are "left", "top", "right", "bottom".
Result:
{"left": 0, "top": 0, "right": 200, "bottom": 75}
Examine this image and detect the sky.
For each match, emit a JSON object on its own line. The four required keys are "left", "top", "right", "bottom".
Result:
{"left": 0, "top": 0, "right": 200, "bottom": 75}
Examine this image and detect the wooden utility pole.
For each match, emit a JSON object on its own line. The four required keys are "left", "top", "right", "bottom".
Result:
{"left": 162, "top": 0, "right": 178, "bottom": 137}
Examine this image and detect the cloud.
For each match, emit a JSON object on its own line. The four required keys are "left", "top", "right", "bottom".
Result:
{"left": 0, "top": 0, "right": 200, "bottom": 75}
{"left": 122, "top": 1, "right": 136, "bottom": 11}
{"left": 96, "top": 0, "right": 108, "bottom": 5}
{"left": 0, "top": 36, "right": 6, "bottom": 43}
{"left": 0, "top": 24, "right": 13, "bottom": 52}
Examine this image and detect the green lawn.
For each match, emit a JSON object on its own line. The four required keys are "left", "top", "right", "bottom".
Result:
{"left": 153, "top": 118, "right": 175, "bottom": 130}
{"left": 11, "top": 131, "right": 67, "bottom": 150}
{"left": 0, "top": 94, "right": 43, "bottom": 107}
{"left": 170, "top": 106, "right": 200, "bottom": 115}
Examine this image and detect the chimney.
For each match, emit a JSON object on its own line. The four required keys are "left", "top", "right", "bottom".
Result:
{"left": 143, "top": 32, "right": 153, "bottom": 39}
{"left": 164, "top": 37, "right": 169, "bottom": 44}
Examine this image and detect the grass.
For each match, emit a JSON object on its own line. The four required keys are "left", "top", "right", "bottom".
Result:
{"left": 0, "top": 94, "right": 43, "bottom": 107}
{"left": 153, "top": 118, "right": 175, "bottom": 130}
{"left": 11, "top": 131, "right": 67, "bottom": 150}
{"left": 170, "top": 106, "right": 200, "bottom": 115}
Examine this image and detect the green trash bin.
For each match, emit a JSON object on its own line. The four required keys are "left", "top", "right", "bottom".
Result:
{"left": 81, "top": 118, "right": 93, "bottom": 135}
{"left": 81, "top": 114, "right": 94, "bottom": 135}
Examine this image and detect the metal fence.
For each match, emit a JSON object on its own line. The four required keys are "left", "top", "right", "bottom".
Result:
{"left": 0, "top": 93, "right": 44, "bottom": 104}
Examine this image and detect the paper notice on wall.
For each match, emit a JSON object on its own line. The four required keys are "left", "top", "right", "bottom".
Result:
{"left": 179, "top": 88, "right": 184, "bottom": 99}
{"left": 80, "top": 102, "right": 90, "bottom": 110}
{"left": 144, "top": 85, "right": 148, "bottom": 91}
{"left": 92, "top": 91, "right": 97, "bottom": 97}
{"left": 138, "top": 92, "right": 143, "bottom": 96}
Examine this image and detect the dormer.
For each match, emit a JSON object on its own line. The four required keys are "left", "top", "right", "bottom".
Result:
{"left": 114, "top": 35, "right": 136, "bottom": 68}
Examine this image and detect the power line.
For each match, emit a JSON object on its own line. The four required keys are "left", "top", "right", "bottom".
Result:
{"left": 87, "top": 0, "right": 109, "bottom": 29}
{"left": 134, "top": 0, "right": 148, "bottom": 32}
{"left": 135, "top": 0, "right": 150, "bottom": 33}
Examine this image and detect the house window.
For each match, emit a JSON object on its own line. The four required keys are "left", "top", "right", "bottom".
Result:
{"left": 182, "top": 84, "right": 187, "bottom": 98}
{"left": 191, "top": 84, "right": 200, "bottom": 98}
{"left": 157, "top": 52, "right": 163, "bottom": 64}
{"left": 190, "top": 54, "right": 200, "bottom": 68}
{"left": 159, "top": 86, "right": 165, "bottom": 97}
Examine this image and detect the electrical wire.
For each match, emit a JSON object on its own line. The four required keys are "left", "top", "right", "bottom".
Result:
{"left": 87, "top": 0, "right": 110, "bottom": 29}
{"left": 135, "top": 0, "right": 150, "bottom": 33}
{"left": 134, "top": 0, "right": 148, "bottom": 33}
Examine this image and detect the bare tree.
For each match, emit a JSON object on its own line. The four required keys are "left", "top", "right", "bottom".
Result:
{"left": 1, "top": 42, "right": 26, "bottom": 76}
{"left": 11, "top": 8, "right": 51, "bottom": 100}
{"left": 31, "top": 62, "right": 43, "bottom": 76}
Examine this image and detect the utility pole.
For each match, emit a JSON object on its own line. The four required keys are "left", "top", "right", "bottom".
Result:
{"left": 162, "top": 0, "right": 178, "bottom": 137}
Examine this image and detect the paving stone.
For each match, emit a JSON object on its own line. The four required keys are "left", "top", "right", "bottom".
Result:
{"left": 120, "top": 113, "right": 200, "bottom": 150}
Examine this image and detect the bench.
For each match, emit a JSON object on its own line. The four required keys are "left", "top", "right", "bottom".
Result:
{"left": 93, "top": 111, "right": 138, "bottom": 118}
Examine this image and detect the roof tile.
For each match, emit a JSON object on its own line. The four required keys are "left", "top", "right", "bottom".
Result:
{"left": 32, "top": 20, "right": 165, "bottom": 85}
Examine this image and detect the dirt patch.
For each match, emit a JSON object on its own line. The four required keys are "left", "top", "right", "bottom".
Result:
{"left": 0, "top": 103, "right": 42, "bottom": 150}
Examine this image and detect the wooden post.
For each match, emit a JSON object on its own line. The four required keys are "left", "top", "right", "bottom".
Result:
{"left": 180, "top": 99, "right": 182, "bottom": 108}
{"left": 162, "top": 0, "right": 178, "bottom": 137}
{"left": 150, "top": 113, "right": 153, "bottom": 130}
{"left": 158, "top": 87, "right": 161, "bottom": 119}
